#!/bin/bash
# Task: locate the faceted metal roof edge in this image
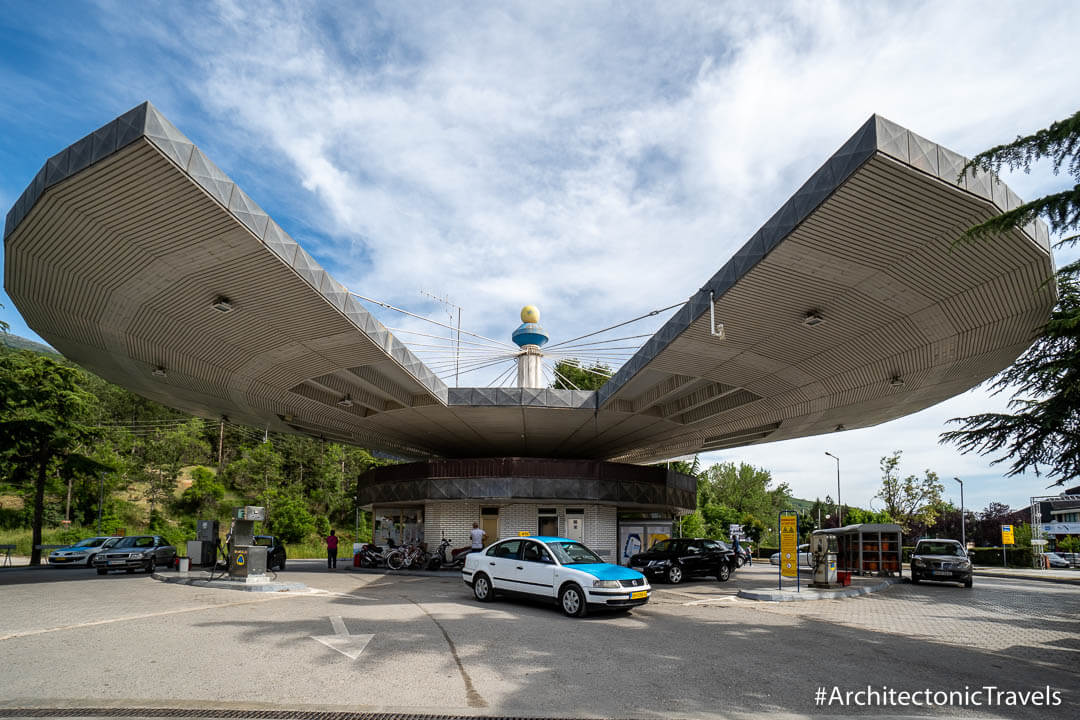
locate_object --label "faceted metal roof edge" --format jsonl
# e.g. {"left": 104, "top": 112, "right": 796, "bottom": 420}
{"left": 3, "top": 101, "right": 448, "bottom": 404}
{"left": 596, "top": 114, "right": 1052, "bottom": 407}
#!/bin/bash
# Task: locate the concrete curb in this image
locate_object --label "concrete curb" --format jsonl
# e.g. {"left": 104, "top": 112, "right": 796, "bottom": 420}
{"left": 737, "top": 577, "right": 900, "bottom": 602}
{"left": 151, "top": 572, "right": 307, "bottom": 592}
{"left": 974, "top": 570, "right": 1080, "bottom": 586}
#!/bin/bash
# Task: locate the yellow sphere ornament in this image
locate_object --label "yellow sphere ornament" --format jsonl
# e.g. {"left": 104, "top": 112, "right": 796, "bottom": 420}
{"left": 520, "top": 305, "right": 540, "bottom": 324}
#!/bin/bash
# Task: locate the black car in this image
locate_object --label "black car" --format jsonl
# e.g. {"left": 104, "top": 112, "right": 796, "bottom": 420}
{"left": 910, "top": 538, "right": 972, "bottom": 588}
{"left": 628, "top": 538, "right": 737, "bottom": 583}
{"left": 93, "top": 535, "right": 177, "bottom": 574}
{"left": 253, "top": 535, "right": 286, "bottom": 571}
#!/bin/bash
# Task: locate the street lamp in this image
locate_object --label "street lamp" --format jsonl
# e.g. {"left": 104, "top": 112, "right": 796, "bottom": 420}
{"left": 825, "top": 452, "right": 842, "bottom": 528}
{"left": 954, "top": 477, "right": 965, "bottom": 549}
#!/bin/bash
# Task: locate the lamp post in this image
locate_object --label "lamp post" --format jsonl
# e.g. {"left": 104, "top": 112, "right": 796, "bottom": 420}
{"left": 825, "top": 452, "right": 842, "bottom": 528}
{"left": 954, "top": 477, "right": 965, "bottom": 549}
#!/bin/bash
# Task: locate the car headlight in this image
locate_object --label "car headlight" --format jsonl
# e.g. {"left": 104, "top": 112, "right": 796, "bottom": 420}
{"left": 648, "top": 559, "right": 669, "bottom": 567}
{"left": 913, "top": 558, "right": 926, "bottom": 567}
{"left": 592, "top": 580, "right": 621, "bottom": 588}
{"left": 131, "top": 552, "right": 147, "bottom": 559}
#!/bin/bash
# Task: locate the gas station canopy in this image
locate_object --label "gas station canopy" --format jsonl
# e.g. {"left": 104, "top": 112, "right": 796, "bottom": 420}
{"left": 4, "top": 102, "right": 1056, "bottom": 463}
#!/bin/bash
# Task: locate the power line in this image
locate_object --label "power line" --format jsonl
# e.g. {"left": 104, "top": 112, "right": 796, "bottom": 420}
{"left": 544, "top": 300, "right": 687, "bottom": 350}
{"left": 351, "top": 292, "right": 516, "bottom": 349}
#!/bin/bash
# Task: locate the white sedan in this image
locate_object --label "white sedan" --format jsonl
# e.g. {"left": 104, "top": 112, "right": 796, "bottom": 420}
{"left": 770, "top": 544, "right": 814, "bottom": 568}
{"left": 463, "top": 536, "right": 651, "bottom": 617}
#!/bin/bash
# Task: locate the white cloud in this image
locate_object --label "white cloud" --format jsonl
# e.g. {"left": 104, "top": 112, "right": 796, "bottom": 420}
{"left": 7, "top": 0, "right": 1075, "bottom": 508}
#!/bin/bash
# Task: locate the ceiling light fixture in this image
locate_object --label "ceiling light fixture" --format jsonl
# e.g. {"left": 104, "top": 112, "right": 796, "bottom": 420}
{"left": 802, "top": 311, "right": 825, "bottom": 327}
{"left": 152, "top": 366, "right": 167, "bottom": 378}
{"left": 834, "top": 424, "right": 845, "bottom": 432}
{"left": 890, "top": 376, "right": 905, "bottom": 388}
{"left": 337, "top": 395, "right": 354, "bottom": 408}
{"left": 211, "top": 296, "right": 234, "bottom": 313}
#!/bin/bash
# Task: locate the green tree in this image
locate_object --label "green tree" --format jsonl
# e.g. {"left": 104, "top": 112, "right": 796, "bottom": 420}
{"left": 141, "top": 419, "right": 211, "bottom": 516}
{"left": 225, "top": 441, "right": 284, "bottom": 495}
{"left": 179, "top": 466, "right": 225, "bottom": 515}
{"left": 941, "top": 110, "right": 1080, "bottom": 485}
{"left": 550, "top": 359, "right": 612, "bottom": 390}
{"left": 697, "top": 462, "right": 791, "bottom": 519}
{"left": 0, "top": 351, "right": 111, "bottom": 564}
{"left": 875, "top": 451, "right": 944, "bottom": 534}
{"left": 261, "top": 487, "right": 316, "bottom": 543}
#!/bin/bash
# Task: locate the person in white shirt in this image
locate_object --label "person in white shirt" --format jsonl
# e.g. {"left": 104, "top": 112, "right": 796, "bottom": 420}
{"left": 470, "top": 522, "right": 487, "bottom": 551}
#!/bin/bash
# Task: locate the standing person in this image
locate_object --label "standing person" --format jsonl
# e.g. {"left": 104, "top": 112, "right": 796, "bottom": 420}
{"left": 326, "top": 529, "right": 338, "bottom": 569}
{"left": 470, "top": 521, "right": 487, "bottom": 553}
{"left": 732, "top": 535, "right": 741, "bottom": 567}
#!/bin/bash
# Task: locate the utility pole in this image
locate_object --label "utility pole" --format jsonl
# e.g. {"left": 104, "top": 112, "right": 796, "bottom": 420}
{"left": 97, "top": 472, "right": 104, "bottom": 535}
{"left": 954, "top": 477, "right": 965, "bottom": 549}
{"left": 217, "top": 418, "right": 225, "bottom": 472}
{"left": 825, "top": 452, "right": 842, "bottom": 528}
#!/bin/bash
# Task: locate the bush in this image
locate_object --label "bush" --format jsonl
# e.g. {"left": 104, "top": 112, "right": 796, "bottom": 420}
{"left": 266, "top": 493, "right": 316, "bottom": 543}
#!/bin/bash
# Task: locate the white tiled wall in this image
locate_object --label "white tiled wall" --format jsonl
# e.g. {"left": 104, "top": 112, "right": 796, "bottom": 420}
{"left": 420, "top": 501, "right": 619, "bottom": 560}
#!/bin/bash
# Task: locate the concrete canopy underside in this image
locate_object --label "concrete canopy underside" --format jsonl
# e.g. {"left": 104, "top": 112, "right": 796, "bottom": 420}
{"left": 4, "top": 103, "right": 1055, "bottom": 463}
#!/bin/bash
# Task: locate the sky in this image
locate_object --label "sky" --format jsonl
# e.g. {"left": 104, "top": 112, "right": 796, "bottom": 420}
{"left": 1, "top": 1, "right": 1077, "bottom": 514}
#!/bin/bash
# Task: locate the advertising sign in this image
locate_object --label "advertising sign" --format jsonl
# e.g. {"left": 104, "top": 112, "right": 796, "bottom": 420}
{"left": 729, "top": 523, "right": 743, "bottom": 539}
{"left": 779, "top": 512, "right": 798, "bottom": 579}
{"left": 1001, "top": 524, "right": 1015, "bottom": 545}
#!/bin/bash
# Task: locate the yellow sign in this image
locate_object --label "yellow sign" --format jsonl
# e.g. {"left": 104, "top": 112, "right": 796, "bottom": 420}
{"left": 780, "top": 513, "right": 798, "bottom": 578}
{"left": 518, "top": 531, "right": 531, "bottom": 537}
{"left": 1001, "top": 524, "right": 1015, "bottom": 545}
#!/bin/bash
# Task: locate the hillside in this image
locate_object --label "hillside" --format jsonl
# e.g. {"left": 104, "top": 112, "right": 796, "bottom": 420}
{"left": 1, "top": 333, "right": 61, "bottom": 357}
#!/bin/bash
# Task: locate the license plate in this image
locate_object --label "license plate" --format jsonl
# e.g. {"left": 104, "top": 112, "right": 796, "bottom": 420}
{"left": 932, "top": 570, "right": 951, "bottom": 576}
{"left": 108, "top": 560, "right": 124, "bottom": 565}
{"left": 630, "top": 590, "right": 647, "bottom": 599}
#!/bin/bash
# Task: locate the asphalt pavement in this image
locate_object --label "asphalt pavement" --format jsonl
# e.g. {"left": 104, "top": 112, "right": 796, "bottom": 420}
{"left": 0, "top": 560, "right": 1076, "bottom": 719}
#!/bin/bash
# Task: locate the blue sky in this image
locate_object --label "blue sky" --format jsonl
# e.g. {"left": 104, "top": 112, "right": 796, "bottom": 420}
{"left": 2, "top": 1, "right": 1077, "bottom": 512}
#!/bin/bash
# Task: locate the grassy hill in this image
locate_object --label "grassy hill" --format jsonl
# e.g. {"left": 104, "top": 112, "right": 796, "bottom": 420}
{"left": 1, "top": 333, "right": 61, "bottom": 357}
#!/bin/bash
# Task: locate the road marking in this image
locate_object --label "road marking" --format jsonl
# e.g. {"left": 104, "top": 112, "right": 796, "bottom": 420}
{"left": 0, "top": 594, "right": 297, "bottom": 642}
{"left": 310, "top": 615, "right": 374, "bottom": 660}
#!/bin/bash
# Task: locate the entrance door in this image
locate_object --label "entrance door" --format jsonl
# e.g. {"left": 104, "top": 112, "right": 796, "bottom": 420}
{"left": 565, "top": 509, "right": 584, "bottom": 543}
{"left": 480, "top": 507, "right": 499, "bottom": 546}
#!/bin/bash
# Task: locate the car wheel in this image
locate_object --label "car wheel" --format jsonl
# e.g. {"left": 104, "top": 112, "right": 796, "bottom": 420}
{"left": 278, "top": 558, "right": 286, "bottom": 571}
{"left": 666, "top": 564, "right": 684, "bottom": 584}
{"left": 86, "top": 554, "right": 96, "bottom": 567}
{"left": 96, "top": 568, "right": 108, "bottom": 575}
{"left": 717, "top": 563, "right": 732, "bottom": 582}
{"left": 735, "top": 556, "right": 745, "bottom": 568}
{"left": 559, "top": 583, "right": 587, "bottom": 617}
{"left": 911, "top": 572, "right": 920, "bottom": 584}
{"left": 964, "top": 577, "right": 973, "bottom": 588}
{"left": 473, "top": 573, "right": 494, "bottom": 602}
{"left": 146, "top": 558, "right": 156, "bottom": 574}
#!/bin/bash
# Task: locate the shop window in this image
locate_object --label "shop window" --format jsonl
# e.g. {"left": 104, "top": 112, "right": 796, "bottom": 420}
{"left": 374, "top": 507, "right": 424, "bottom": 546}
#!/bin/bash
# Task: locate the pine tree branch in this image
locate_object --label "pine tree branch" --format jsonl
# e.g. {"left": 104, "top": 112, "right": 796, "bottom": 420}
{"left": 961, "top": 185, "right": 1080, "bottom": 243}
{"left": 960, "top": 110, "right": 1080, "bottom": 182}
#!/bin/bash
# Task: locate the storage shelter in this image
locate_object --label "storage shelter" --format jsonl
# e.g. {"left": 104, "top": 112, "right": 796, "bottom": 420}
{"left": 832, "top": 523, "right": 903, "bottom": 576}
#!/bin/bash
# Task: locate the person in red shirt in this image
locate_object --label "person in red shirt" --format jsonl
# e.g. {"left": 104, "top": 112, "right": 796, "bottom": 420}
{"left": 325, "top": 529, "right": 338, "bottom": 569}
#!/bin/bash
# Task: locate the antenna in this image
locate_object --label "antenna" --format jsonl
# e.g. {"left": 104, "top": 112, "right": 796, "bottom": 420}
{"left": 420, "top": 289, "right": 463, "bottom": 386}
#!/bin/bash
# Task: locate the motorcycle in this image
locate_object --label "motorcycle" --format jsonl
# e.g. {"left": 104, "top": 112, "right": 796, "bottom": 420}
{"left": 433, "top": 538, "right": 473, "bottom": 569}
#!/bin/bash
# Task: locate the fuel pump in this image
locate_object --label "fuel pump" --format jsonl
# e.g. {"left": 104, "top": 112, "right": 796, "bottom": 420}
{"left": 809, "top": 531, "right": 838, "bottom": 587}
{"left": 227, "top": 505, "right": 268, "bottom": 579}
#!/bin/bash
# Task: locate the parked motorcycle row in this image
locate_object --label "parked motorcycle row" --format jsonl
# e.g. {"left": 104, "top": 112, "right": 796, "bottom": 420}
{"left": 355, "top": 538, "right": 473, "bottom": 571}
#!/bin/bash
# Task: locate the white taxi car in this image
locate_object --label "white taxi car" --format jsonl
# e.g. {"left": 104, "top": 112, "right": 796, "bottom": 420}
{"left": 462, "top": 535, "right": 651, "bottom": 617}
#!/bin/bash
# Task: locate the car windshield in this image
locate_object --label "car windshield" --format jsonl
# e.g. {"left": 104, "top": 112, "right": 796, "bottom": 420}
{"left": 917, "top": 542, "right": 965, "bottom": 556}
{"left": 113, "top": 537, "right": 152, "bottom": 548}
{"left": 548, "top": 541, "right": 603, "bottom": 564}
{"left": 73, "top": 537, "right": 106, "bottom": 548}
{"left": 650, "top": 539, "right": 673, "bottom": 552}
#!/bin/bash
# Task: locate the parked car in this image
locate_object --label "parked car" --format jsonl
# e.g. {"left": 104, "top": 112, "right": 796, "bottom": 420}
{"left": 769, "top": 544, "right": 813, "bottom": 568}
{"left": 93, "top": 535, "right": 177, "bottom": 574}
{"left": 253, "top": 535, "right": 287, "bottom": 571}
{"left": 1041, "top": 552, "right": 1071, "bottom": 568}
{"left": 628, "top": 538, "right": 738, "bottom": 583}
{"left": 910, "top": 538, "right": 972, "bottom": 588}
{"left": 463, "top": 536, "right": 651, "bottom": 617}
{"left": 47, "top": 536, "right": 120, "bottom": 566}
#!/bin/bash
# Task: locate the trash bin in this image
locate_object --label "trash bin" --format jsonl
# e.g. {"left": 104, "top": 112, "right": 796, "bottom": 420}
{"left": 836, "top": 571, "right": 851, "bottom": 587}
{"left": 178, "top": 557, "right": 191, "bottom": 574}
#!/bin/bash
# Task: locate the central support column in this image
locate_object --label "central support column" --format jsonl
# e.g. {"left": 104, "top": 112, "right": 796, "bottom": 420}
{"left": 517, "top": 345, "right": 544, "bottom": 388}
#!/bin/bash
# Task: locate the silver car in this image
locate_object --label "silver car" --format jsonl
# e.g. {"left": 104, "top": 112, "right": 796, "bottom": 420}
{"left": 769, "top": 544, "right": 813, "bottom": 568}
{"left": 93, "top": 535, "right": 176, "bottom": 574}
{"left": 47, "top": 536, "right": 120, "bottom": 566}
